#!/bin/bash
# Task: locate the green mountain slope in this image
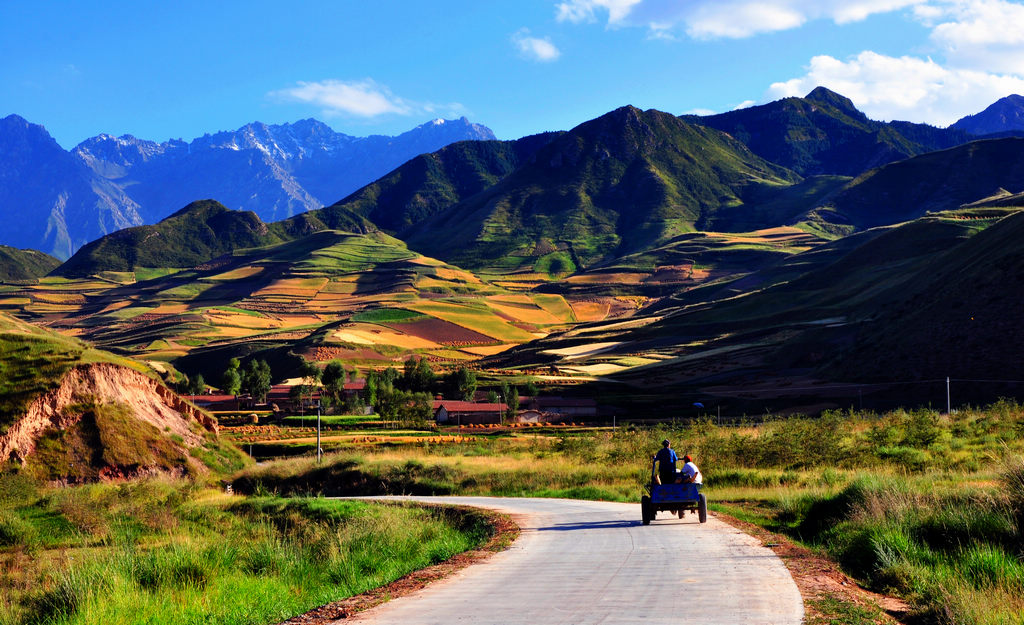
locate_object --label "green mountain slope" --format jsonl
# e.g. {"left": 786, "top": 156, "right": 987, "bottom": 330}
{"left": 0, "top": 246, "right": 60, "bottom": 282}
{"left": 328, "top": 133, "right": 559, "bottom": 233}
{"left": 404, "top": 105, "right": 800, "bottom": 272}
{"left": 694, "top": 87, "right": 971, "bottom": 176}
{"left": 804, "top": 137, "right": 1024, "bottom": 234}
{"left": 54, "top": 199, "right": 375, "bottom": 278}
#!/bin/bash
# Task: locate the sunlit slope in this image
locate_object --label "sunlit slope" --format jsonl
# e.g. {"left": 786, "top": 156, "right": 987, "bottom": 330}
{"left": 326, "top": 133, "right": 559, "bottom": 233}
{"left": 0, "top": 246, "right": 60, "bottom": 283}
{"left": 54, "top": 199, "right": 375, "bottom": 278}
{"left": 404, "top": 106, "right": 800, "bottom": 274}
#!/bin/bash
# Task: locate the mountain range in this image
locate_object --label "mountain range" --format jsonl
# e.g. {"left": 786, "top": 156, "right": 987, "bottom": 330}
{"left": 5, "top": 87, "right": 1024, "bottom": 414}
{"left": 0, "top": 114, "right": 493, "bottom": 258}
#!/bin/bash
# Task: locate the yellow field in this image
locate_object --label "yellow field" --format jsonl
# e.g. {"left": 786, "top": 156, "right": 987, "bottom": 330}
{"left": 483, "top": 299, "right": 564, "bottom": 325}
{"left": 254, "top": 277, "right": 329, "bottom": 297}
{"left": 203, "top": 311, "right": 280, "bottom": 329}
{"left": 30, "top": 292, "right": 85, "bottom": 304}
{"left": 204, "top": 266, "right": 265, "bottom": 281}
{"left": 542, "top": 341, "right": 623, "bottom": 358}
{"left": 533, "top": 294, "right": 576, "bottom": 322}
{"left": 565, "top": 272, "right": 646, "bottom": 284}
{"left": 404, "top": 301, "right": 536, "bottom": 342}
{"left": 570, "top": 300, "right": 611, "bottom": 322}
{"left": 331, "top": 324, "right": 441, "bottom": 349}
{"left": 98, "top": 301, "right": 133, "bottom": 314}
{"left": 150, "top": 303, "right": 189, "bottom": 314}
{"left": 462, "top": 344, "right": 514, "bottom": 356}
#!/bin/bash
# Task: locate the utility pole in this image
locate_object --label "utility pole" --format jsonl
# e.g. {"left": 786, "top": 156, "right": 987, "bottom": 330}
{"left": 946, "top": 377, "right": 951, "bottom": 415}
{"left": 316, "top": 403, "right": 322, "bottom": 463}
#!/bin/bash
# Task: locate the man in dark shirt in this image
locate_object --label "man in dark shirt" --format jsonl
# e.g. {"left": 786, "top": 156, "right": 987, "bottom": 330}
{"left": 654, "top": 439, "right": 678, "bottom": 485}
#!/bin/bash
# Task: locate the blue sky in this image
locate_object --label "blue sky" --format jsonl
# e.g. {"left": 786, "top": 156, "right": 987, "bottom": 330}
{"left": 4, "top": 0, "right": 1024, "bottom": 148}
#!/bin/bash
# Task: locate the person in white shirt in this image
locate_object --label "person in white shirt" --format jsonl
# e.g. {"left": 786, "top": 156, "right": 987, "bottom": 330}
{"left": 680, "top": 454, "right": 702, "bottom": 484}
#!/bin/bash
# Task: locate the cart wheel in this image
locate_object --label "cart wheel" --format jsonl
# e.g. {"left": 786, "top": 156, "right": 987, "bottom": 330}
{"left": 698, "top": 493, "right": 707, "bottom": 524}
{"left": 676, "top": 508, "right": 684, "bottom": 519}
{"left": 641, "top": 495, "right": 652, "bottom": 525}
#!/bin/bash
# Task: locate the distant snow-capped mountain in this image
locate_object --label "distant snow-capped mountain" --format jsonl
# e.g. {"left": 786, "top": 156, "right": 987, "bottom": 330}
{"left": 0, "top": 114, "right": 494, "bottom": 258}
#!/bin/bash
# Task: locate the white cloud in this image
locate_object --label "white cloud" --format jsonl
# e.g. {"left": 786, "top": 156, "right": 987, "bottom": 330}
{"left": 733, "top": 100, "right": 757, "bottom": 110}
{"left": 555, "top": 0, "right": 924, "bottom": 39}
{"left": 270, "top": 79, "right": 413, "bottom": 117}
{"left": 767, "top": 50, "right": 1024, "bottom": 125}
{"left": 925, "top": 0, "right": 1024, "bottom": 73}
{"left": 512, "top": 29, "right": 562, "bottom": 62}
{"left": 556, "top": 0, "right": 644, "bottom": 24}
{"left": 684, "top": 107, "right": 717, "bottom": 116}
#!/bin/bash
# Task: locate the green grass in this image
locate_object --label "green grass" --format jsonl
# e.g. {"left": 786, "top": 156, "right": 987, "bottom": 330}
{"left": 351, "top": 308, "right": 426, "bottom": 324}
{"left": 0, "top": 478, "right": 494, "bottom": 625}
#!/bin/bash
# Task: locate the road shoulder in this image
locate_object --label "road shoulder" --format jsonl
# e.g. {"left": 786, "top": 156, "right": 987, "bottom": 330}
{"left": 713, "top": 511, "right": 911, "bottom": 624}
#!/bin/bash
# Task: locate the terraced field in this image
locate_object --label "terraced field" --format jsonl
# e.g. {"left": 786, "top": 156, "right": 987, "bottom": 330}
{"left": 0, "top": 231, "right": 622, "bottom": 375}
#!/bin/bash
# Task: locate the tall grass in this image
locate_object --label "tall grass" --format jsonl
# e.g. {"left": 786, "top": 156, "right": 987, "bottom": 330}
{"left": 0, "top": 477, "right": 491, "bottom": 625}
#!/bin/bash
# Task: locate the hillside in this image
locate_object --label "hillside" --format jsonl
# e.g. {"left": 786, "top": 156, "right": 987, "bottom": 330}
{"left": 327, "top": 132, "right": 559, "bottom": 233}
{"left": 803, "top": 137, "right": 1024, "bottom": 234}
{"left": 54, "top": 199, "right": 375, "bottom": 278}
{"left": 829, "top": 207, "right": 1024, "bottom": 382}
{"left": 693, "top": 87, "right": 971, "bottom": 176}
{"left": 489, "top": 206, "right": 1021, "bottom": 413}
{"left": 0, "top": 246, "right": 60, "bottom": 282}
{"left": 0, "top": 312, "right": 232, "bottom": 481}
{"left": 404, "top": 105, "right": 800, "bottom": 273}
{"left": 5, "top": 226, "right": 600, "bottom": 380}
{"left": 952, "top": 94, "right": 1024, "bottom": 135}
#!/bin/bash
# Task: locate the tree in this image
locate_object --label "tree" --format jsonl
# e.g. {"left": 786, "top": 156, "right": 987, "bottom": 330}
{"left": 487, "top": 390, "right": 499, "bottom": 403}
{"left": 347, "top": 367, "right": 358, "bottom": 383}
{"left": 321, "top": 360, "right": 346, "bottom": 404}
{"left": 298, "top": 358, "right": 321, "bottom": 386}
{"left": 401, "top": 357, "right": 435, "bottom": 393}
{"left": 187, "top": 373, "right": 206, "bottom": 395}
{"left": 242, "top": 359, "right": 272, "bottom": 403}
{"left": 445, "top": 367, "right": 477, "bottom": 401}
{"left": 524, "top": 380, "right": 539, "bottom": 398}
{"left": 501, "top": 381, "right": 518, "bottom": 423}
{"left": 221, "top": 361, "right": 241, "bottom": 396}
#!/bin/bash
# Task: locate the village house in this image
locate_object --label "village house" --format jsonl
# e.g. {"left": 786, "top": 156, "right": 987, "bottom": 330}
{"left": 434, "top": 400, "right": 508, "bottom": 425}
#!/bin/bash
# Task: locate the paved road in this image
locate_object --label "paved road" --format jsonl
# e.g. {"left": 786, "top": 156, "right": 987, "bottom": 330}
{"left": 343, "top": 497, "right": 803, "bottom": 625}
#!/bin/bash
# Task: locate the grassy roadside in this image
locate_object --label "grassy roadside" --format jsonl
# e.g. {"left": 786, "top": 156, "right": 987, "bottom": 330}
{"left": 0, "top": 475, "right": 495, "bottom": 625}
{"left": 233, "top": 401, "right": 1024, "bottom": 624}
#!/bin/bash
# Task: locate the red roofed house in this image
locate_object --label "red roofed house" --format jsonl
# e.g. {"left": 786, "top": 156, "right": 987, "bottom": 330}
{"left": 434, "top": 400, "right": 508, "bottom": 425}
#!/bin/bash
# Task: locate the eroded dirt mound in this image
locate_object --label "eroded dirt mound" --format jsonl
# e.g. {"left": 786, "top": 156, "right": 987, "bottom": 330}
{"left": 0, "top": 362, "right": 218, "bottom": 480}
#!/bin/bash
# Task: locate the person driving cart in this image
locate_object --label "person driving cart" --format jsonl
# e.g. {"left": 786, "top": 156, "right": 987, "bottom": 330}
{"left": 653, "top": 439, "right": 677, "bottom": 485}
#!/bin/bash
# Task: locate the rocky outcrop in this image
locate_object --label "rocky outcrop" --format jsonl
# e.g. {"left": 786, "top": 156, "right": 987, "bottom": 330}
{"left": 0, "top": 362, "right": 216, "bottom": 466}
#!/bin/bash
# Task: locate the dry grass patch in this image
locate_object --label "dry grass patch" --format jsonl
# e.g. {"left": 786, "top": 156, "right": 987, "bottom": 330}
{"left": 204, "top": 266, "right": 265, "bottom": 281}
{"left": 569, "top": 300, "right": 610, "bottom": 322}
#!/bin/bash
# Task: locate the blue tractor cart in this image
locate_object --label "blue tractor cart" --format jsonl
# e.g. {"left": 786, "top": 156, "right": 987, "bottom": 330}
{"left": 641, "top": 459, "right": 707, "bottom": 525}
